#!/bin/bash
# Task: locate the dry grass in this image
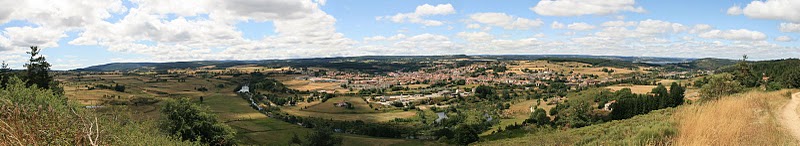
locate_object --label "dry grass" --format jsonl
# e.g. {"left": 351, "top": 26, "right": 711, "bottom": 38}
{"left": 271, "top": 75, "right": 347, "bottom": 92}
{"left": 605, "top": 84, "right": 657, "bottom": 94}
{"left": 282, "top": 108, "right": 416, "bottom": 122}
{"left": 302, "top": 96, "right": 378, "bottom": 114}
{"left": 674, "top": 89, "right": 799, "bottom": 145}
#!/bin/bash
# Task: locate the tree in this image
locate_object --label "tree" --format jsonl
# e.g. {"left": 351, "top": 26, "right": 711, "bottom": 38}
{"left": 160, "top": 98, "right": 236, "bottom": 145}
{"left": 782, "top": 67, "right": 800, "bottom": 88}
{"left": 734, "top": 55, "right": 758, "bottom": 87}
{"left": 452, "top": 125, "right": 479, "bottom": 145}
{"left": 668, "top": 82, "right": 685, "bottom": 107}
{"left": 0, "top": 61, "right": 10, "bottom": 88}
{"left": 527, "top": 108, "right": 550, "bottom": 126}
{"left": 699, "top": 74, "right": 743, "bottom": 101}
{"left": 23, "top": 46, "right": 53, "bottom": 89}
{"left": 290, "top": 133, "right": 303, "bottom": 145}
{"left": 651, "top": 84, "right": 668, "bottom": 108}
{"left": 304, "top": 128, "right": 342, "bottom": 146}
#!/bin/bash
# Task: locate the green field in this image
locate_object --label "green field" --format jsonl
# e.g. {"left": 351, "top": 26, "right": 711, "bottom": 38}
{"left": 477, "top": 108, "right": 677, "bottom": 146}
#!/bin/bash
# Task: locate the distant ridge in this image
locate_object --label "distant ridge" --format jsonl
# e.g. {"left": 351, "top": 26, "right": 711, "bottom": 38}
{"left": 73, "top": 55, "right": 708, "bottom": 72}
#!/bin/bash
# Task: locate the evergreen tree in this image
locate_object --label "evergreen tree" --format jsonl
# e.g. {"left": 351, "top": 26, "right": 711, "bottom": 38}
{"left": 23, "top": 46, "right": 53, "bottom": 89}
{"left": 0, "top": 61, "right": 10, "bottom": 88}
{"left": 734, "top": 55, "right": 758, "bottom": 87}
{"left": 668, "top": 82, "right": 685, "bottom": 107}
{"left": 651, "top": 84, "right": 669, "bottom": 108}
{"left": 304, "top": 128, "right": 342, "bottom": 146}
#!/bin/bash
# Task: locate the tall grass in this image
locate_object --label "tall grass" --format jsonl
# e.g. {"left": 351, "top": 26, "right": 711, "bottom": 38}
{"left": 674, "top": 89, "right": 798, "bottom": 145}
{"left": 0, "top": 77, "right": 196, "bottom": 145}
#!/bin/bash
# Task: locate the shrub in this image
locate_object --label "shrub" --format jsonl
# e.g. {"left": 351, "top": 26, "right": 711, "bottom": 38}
{"left": 160, "top": 98, "right": 236, "bottom": 145}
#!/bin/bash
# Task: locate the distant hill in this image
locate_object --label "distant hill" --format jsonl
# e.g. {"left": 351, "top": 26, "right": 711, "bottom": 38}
{"left": 660, "top": 58, "right": 738, "bottom": 71}
{"left": 73, "top": 55, "right": 696, "bottom": 72}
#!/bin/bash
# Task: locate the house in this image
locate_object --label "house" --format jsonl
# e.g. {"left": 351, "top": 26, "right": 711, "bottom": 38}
{"left": 238, "top": 85, "right": 250, "bottom": 93}
{"left": 435, "top": 112, "right": 449, "bottom": 123}
{"left": 603, "top": 100, "right": 617, "bottom": 111}
{"left": 334, "top": 101, "right": 350, "bottom": 107}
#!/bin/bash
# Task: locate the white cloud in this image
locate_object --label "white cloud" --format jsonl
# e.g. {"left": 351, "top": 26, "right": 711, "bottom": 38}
{"left": 567, "top": 22, "right": 596, "bottom": 31}
{"left": 466, "top": 24, "right": 481, "bottom": 29}
{"left": 3, "top": 26, "right": 66, "bottom": 49}
{"left": 635, "top": 19, "right": 686, "bottom": 34}
{"left": 601, "top": 21, "right": 636, "bottom": 27}
{"left": 364, "top": 34, "right": 406, "bottom": 41}
{"left": 531, "top": 0, "right": 646, "bottom": 16}
{"left": 551, "top": 21, "right": 565, "bottom": 29}
{"left": 698, "top": 29, "right": 767, "bottom": 41}
{"left": 378, "top": 3, "right": 455, "bottom": 26}
{"left": 775, "top": 36, "right": 794, "bottom": 42}
{"left": 689, "top": 24, "right": 713, "bottom": 34}
{"left": 731, "top": 0, "right": 800, "bottom": 22}
{"left": 469, "top": 13, "right": 543, "bottom": 30}
{"left": 780, "top": 23, "right": 800, "bottom": 33}
{"left": 726, "top": 6, "right": 743, "bottom": 15}
{"left": 456, "top": 32, "right": 494, "bottom": 42}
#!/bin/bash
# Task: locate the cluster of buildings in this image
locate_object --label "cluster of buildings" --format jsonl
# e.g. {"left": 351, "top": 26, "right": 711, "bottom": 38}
{"left": 296, "top": 63, "right": 608, "bottom": 90}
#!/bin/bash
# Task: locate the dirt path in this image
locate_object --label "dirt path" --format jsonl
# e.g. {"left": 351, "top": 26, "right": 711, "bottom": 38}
{"left": 780, "top": 92, "right": 800, "bottom": 140}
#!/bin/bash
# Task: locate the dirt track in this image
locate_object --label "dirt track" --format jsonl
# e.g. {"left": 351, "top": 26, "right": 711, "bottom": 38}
{"left": 780, "top": 92, "right": 800, "bottom": 140}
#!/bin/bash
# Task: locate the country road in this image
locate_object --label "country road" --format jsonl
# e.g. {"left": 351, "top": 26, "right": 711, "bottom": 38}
{"left": 781, "top": 92, "right": 800, "bottom": 141}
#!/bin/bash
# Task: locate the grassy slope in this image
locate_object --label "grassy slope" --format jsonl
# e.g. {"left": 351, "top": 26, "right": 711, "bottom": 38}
{"left": 475, "top": 108, "right": 677, "bottom": 146}
{"left": 674, "top": 89, "right": 799, "bottom": 145}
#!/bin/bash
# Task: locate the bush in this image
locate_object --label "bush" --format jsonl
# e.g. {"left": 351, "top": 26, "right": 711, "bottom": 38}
{"left": 700, "top": 74, "right": 743, "bottom": 101}
{"left": 160, "top": 98, "right": 236, "bottom": 145}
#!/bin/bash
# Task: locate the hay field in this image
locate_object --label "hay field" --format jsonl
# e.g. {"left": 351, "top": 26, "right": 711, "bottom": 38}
{"left": 605, "top": 84, "right": 658, "bottom": 94}
{"left": 271, "top": 74, "right": 348, "bottom": 92}
{"left": 507, "top": 60, "right": 638, "bottom": 78}
{"left": 674, "top": 89, "right": 799, "bottom": 145}
{"left": 282, "top": 108, "right": 417, "bottom": 122}
{"left": 302, "top": 96, "right": 378, "bottom": 114}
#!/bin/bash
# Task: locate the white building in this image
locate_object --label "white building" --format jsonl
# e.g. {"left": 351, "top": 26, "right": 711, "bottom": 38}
{"left": 238, "top": 85, "right": 250, "bottom": 93}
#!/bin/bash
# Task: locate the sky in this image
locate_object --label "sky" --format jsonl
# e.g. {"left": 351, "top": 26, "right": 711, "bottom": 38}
{"left": 0, "top": 0, "right": 799, "bottom": 70}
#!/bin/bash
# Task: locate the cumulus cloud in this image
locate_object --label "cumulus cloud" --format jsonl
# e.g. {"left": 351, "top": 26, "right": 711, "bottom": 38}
{"left": 551, "top": 21, "right": 565, "bottom": 29}
{"left": 689, "top": 24, "right": 713, "bottom": 34}
{"left": 730, "top": 0, "right": 800, "bottom": 22}
{"left": 469, "top": 13, "right": 543, "bottom": 30}
{"left": 780, "top": 23, "right": 800, "bottom": 33}
{"left": 775, "top": 36, "right": 794, "bottom": 42}
{"left": 601, "top": 21, "right": 636, "bottom": 27}
{"left": 363, "top": 34, "right": 406, "bottom": 41}
{"left": 531, "top": 0, "right": 646, "bottom": 16}
{"left": 567, "top": 22, "right": 596, "bottom": 31}
{"left": 697, "top": 29, "right": 767, "bottom": 41}
{"left": 726, "top": 6, "right": 743, "bottom": 15}
{"left": 377, "top": 3, "right": 455, "bottom": 26}
{"left": 456, "top": 32, "right": 494, "bottom": 42}
{"left": 466, "top": 24, "right": 481, "bottom": 29}
{"left": 3, "top": 26, "right": 66, "bottom": 48}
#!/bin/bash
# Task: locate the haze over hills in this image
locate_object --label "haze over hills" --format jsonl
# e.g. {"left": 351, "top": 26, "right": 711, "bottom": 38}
{"left": 74, "top": 55, "right": 706, "bottom": 72}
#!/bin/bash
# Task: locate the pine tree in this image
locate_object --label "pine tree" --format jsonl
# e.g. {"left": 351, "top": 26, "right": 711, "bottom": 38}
{"left": 23, "top": 46, "right": 53, "bottom": 89}
{"left": 0, "top": 61, "right": 10, "bottom": 88}
{"left": 734, "top": 55, "right": 758, "bottom": 87}
{"left": 668, "top": 82, "right": 685, "bottom": 107}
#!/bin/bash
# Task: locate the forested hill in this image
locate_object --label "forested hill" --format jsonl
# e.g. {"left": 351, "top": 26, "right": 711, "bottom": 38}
{"left": 660, "top": 58, "right": 738, "bottom": 71}
{"left": 73, "top": 55, "right": 695, "bottom": 72}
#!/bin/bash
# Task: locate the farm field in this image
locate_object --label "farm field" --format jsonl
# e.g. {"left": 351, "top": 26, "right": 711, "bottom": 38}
{"left": 605, "top": 84, "right": 658, "bottom": 94}
{"left": 301, "top": 96, "right": 379, "bottom": 114}
{"left": 507, "top": 60, "right": 639, "bottom": 78}
{"left": 270, "top": 74, "right": 349, "bottom": 93}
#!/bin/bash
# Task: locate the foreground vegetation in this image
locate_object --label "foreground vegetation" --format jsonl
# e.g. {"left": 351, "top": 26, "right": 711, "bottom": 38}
{"left": 675, "top": 89, "right": 798, "bottom": 145}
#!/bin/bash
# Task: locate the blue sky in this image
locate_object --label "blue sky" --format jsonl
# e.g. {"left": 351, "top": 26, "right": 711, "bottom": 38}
{"left": 0, "top": 0, "right": 798, "bottom": 70}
